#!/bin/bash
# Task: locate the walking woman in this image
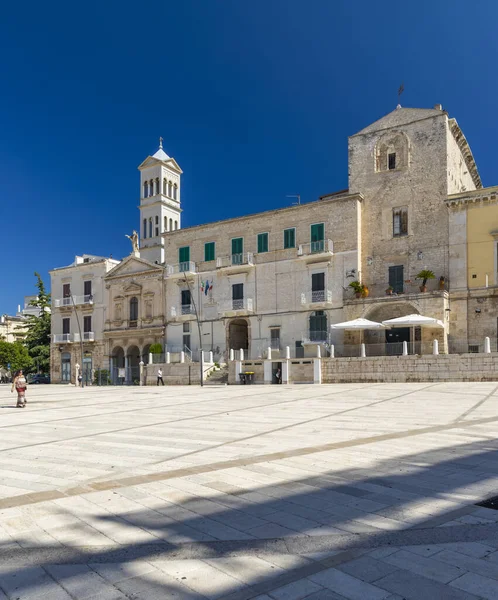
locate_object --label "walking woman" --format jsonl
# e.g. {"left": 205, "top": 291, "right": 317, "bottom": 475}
{"left": 11, "top": 370, "right": 27, "bottom": 408}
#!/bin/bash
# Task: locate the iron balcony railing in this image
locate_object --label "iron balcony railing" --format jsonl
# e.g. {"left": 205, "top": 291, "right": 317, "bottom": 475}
{"left": 54, "top": 295, "right": 93, "bottom": 308}
{"left": 170, "top": 305, "right": 194, "bottom": 317}
{"left": 166, "top": 261, "right": 196, "bottom": 276}
{"left": 297, "top": 239, "right": 334, "bottom": 256}
{"left": 301, "top": 290, "right": 333, "bottom": 304}
{"left": 301, "top": 330, "right": 330, "bottom": 343}
{"left": 231, "top": 298, "right": 254, "bottom": 311}
{"left": 216, "top": 253, "right": 254, "bottom": 268}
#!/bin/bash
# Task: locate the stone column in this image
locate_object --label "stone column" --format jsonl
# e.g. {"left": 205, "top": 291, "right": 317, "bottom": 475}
{"left": 139, "top": 361, "right": 144, "bottom": 386}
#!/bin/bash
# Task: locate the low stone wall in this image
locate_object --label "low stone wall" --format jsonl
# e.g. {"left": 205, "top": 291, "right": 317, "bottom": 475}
{"left": 322, "top": 353, "right": 498, "bottom": 383}
{"left": 228, "top": 359, "right": 315, "bottom": 384}
{"left": 289, "top": 360, "right": 315, "bottom": 384}
{"left": 144, "top": 363, "right": 203, "bottom": 385}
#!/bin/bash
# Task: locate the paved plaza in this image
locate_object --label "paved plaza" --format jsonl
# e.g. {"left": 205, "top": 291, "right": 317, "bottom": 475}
{"left": 2, "top": 383, "right": 498, "bottom": 598}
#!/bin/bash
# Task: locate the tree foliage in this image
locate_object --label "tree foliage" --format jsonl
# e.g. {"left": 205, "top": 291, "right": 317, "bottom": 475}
{"left": 0, "top": 341, "right": 33, "bottom": 373}
{"left": 24, "top": 272, "right": 51, "bottom": 373}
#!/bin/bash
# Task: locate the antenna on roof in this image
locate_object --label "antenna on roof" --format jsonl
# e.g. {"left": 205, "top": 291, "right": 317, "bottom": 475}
{"left": 397, "top": 82, "right": 404, "bottom": 109}
{"left": 287, "top": 194, "right": 301, "bottom": 206}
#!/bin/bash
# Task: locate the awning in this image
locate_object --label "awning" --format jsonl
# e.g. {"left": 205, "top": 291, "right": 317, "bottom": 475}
{"left": 331, "top": 318, "right": 389, "bottom": 330}
{"left": 382, "top": 314, "right": 444, "bottom": 329}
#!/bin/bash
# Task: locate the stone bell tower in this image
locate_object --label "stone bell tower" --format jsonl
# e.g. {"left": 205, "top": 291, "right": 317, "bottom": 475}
{"left": 138, "top": 139, "right": 183, "bottom": 264}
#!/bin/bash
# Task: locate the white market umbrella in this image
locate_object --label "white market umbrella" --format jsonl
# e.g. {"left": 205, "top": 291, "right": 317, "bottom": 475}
{"left": 381, "top": 314, "right": 444, "bottom": 329}
{"left": 331, "top": 318, "right": 389, "bottom": 344}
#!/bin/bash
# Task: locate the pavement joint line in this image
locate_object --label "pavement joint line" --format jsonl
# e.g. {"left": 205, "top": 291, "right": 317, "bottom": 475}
{"left": 2, "top": 522, "right": 498, "bottom": 565}
{"left": 453, "top": 382, "right": 498, "bottom": 421}
{"left": 0, "top": 409, "right": 497, "bottom": 511}
{"left": 0, "top": 385, "right": 370, "bottom": 453}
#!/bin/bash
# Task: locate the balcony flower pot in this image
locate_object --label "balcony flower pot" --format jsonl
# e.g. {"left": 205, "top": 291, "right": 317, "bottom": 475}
{"left": 386, "top": 287, "right": 393, "bottom": 295}
{"left": 362, "top": 286, "right": 370, "bottom": 298}
{"left": 415, "top": 269, "right": 435, "bottom": 293}
{"left": 349, "top": 281, "right": 366, "bottom": 299}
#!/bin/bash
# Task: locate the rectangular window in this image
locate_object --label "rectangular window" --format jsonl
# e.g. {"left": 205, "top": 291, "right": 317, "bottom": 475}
{"left": 155, "top": 226, "right": 159, "bottom": 237}
{"left": 393, "top": 208, "right": 408, "bottom": 237}
{"left": 284, "top": 228, "right": 296, "bottom": 249}
{"left": 183, "top": 334, "right": 191, "bottom": 349}
{"left": 62, "top": 318, "right": 70, "bottom": 334}
{"left": 232, "top": 283, "right": 244, "bottom": 310}
{"left": 311, "top": 272, "right": 325, "bottom": 302}
{"left": 270, "top": 328, "right": 280, "bottom": 349}
{"left": 63, "top": 283, "right": 71, "bottom": 298}
{"left": 204, "top": 241, "right": 215, "bottom": 262}
{"left": 84, "top": 281, "right": 92, "bottom": 297}
{"left": 310, "top": 223, "right": 325, "bottom": 252}
{"left": 178, "top": 246, "right": 190, "bottom": 268}
{"left": 388, "top": 265, "right": 404, "bottom": 294}
{"left": 181, "top": 289, "right": 191, "bottom": 315}
{"left": 257, "top": 233, "right": 269, "bottom": 253}
{"left": 388, "top": 152, "right": 396, "bottom": 170}
{"left": 183, "top": 322, "right": 190, "bottom": 333}
{"left": 83, "top": 316, "right": 92, "bottom": 333}
{"left": 231, "top": 237, "right": 243, "bottom": 264}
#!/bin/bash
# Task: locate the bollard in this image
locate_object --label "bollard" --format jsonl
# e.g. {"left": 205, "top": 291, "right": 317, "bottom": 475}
{"left": 139, "top": 361, "right": 144, "bottom": 386}
{"left": 166, "top": 352, "right": 171, "bottom": 364}
{"left": 240, "top": 348, "right": 244, "bottom": 361}
{"left": 329, "top": 344, "right": 335, "bottom": 358}
{"left": 402, "top": 341, "right": 408, "bottom": 356}
{"left": 485, "top": 336, "right": 491, "bottom": 353}
{"left": 285, "top": 346, "right": 290, "bottom": 359}
{"left": 229, "top": 349, "right": 234, "bottom": 361}
{"left": 360, "top": 343, "right": 366, "bottom": 358}
{"left": 267, "top": 346, "right": 272, "bottom": 360}
{"left": 149, "top": 352, "right": 153, "bottom": 365}
{"left": 180, "top": 351, "right": 185, "bottom": 363}
{"left": 433, "top": 339, "right": 439, "bottom": 355}
{"left": 209, "top": 351, "right": 213, "bottom": 363}
{"left": 316, "top": 345, "right": 321, "bottom": 358}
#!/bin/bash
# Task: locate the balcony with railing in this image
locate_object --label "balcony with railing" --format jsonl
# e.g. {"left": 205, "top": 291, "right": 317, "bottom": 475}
{"left": 53, "top": 333, "right": 74, "bottom": 343}
{"left": 216, "top": 253, "right": 254, "bottom": 273}
{"left": 300, "top": 289, "right": 333, "bottom": 307}
{"left": 219, "top": 297, "right": 254, "bottom": 316}
{"left": 301, "top": 330, "right": 330, "bottom": 344}
{"left": 169, "top": 304, "right": 196, "bottom": 321}
{"left": 75, "top": 332, "right": 95, "bottom": 342}
{"left": 297, "top": 239, "right": 334, "bottom": 261}
{"left": 166, "top": 261, "right": 197, "bottom": 278}
{"left": 54, "top": 295, "right": 94, "bottom": 308}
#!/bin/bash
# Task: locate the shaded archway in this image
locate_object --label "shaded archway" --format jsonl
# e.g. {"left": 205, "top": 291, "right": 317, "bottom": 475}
{"left": 228, "top": 319, "right": 249, "bottom": 352}
{"left": 127, "top": 345, "right": 141, "bottom": 384}
{"left": 142, "top": 344, "right": 151, "bottom": 365}
{"left": 111, "top": 346, "right": 125, "bottom": 385}
{"left": 364, "top": 303, "right": 419, "bottom": 351}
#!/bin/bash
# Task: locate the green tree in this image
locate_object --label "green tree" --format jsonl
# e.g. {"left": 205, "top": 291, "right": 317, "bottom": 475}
{"left": 0, "top": 340, "right": 32, "bottom": 373}
{"left": 24, "top": 272, "right": 51, "bottom": 373}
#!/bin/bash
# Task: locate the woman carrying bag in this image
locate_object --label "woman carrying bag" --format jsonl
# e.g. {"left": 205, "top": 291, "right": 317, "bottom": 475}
{"left": 11, "top": 370, "right": 28, "bottom": 408}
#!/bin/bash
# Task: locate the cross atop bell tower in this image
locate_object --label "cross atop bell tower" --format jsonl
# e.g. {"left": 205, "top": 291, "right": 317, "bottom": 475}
{"left": 137, "top": 140, "right": 183, "bottom": 264}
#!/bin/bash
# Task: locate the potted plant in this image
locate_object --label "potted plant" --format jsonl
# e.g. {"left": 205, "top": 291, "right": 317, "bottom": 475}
{"left": 386, "top": 286, "right": 394, "bottom": 296}
{"left": 416, "top": 269, "right": 435, "bottom": 292}
{"left": 349, "top": 280, "right": 365, "bottom": 299}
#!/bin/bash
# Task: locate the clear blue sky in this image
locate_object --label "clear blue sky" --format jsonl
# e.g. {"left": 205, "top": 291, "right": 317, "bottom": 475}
{"left": 1, "top": 0, "right": 497, "bottom": 314}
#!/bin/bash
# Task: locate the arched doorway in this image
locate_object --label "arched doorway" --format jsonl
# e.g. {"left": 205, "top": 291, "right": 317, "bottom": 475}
{"left": 61, "top": 352, "right": 71, "bottom": 383}
{"left": 127, "top": 345, "right": 141, "bottom": 384}
{"left": 82, "top": 352, "right": 92, "bottom": 386}
{"left": 228, "top": 319, "right": 249, "bottom": 353}
{"left": 364, "top": 303, "right": 419, "bottom": 354}
{"left": 142, "top": 344, "right": 151, "bottom": 365}
{"left": 111, "top": 346, "right": 124, "bottom": 384}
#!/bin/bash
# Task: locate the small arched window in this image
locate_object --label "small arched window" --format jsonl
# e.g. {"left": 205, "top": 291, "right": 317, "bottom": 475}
{"left": 168, "top": 181, "right": 173, "bottom": 197}
{"left": 143, "top": 218, "right": 147, "bottom": 239}
{"left": 169, "top": 218, "right": 173, "bottom": 231}
{"left": 163, "top": 178, "right": 167, "bottom": 194}
{"left": 173, "top": 184, "right": 178, "bottom": 200}
{"left": 164, "top": 216, "right": 168, "bottom": 231}
{"left": 175, "top": 220, "right": 178, "bottom": 230}
{"left": 129, "top": 297, "right": 138, "bottom": 322}
{"left": 149, "top": 218, "right": 152, "bottom": 238}
{"left": 155, "top": 216, "right": 159, "bottom": 236}
{"left": 155, "top": 215, "right": 159, "bottom": 224}
{"left": 150, "top": 180, "right": 154, "bottom": 195}
{"left": 143, "top": 182, "right": 148, "bottom": 198}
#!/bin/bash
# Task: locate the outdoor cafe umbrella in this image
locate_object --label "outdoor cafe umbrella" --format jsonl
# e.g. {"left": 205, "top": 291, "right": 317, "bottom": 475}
{"left": 382, "top": 314, "right": 444, "bottom": 350}
{"left": 331, "top": 317, "right": 389, "bottom": 344}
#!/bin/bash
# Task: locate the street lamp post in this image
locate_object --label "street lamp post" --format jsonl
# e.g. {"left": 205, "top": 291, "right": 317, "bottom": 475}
{"left": 71, "top": 295, "right": 85, "bottom": 388}
{"left": 183, "top": 275, "right": 204, "bottom": 387}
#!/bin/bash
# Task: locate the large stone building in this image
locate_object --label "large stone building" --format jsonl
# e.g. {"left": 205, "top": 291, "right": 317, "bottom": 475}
{"left": 50, "top": 104, "right": 498, "bottom": 383}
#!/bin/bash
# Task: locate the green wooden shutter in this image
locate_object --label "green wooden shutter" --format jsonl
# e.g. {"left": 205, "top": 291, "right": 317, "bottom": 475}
{"left": 311, "top": 223, "right": 324, "bottom": 242}
{"left": 257, "top": 233, "right": 268, "bottom": 253}
{"left": 178, "top": 246, "right": 190, "bottom": 264}
{"left": 231, "top": 238, "right": 243, "bottom": 255}
{"left": 284, "top": 228, "right": 295, "bottom": 249}
{"left": 204, "top": 242, "right": 215, "bottom": 261}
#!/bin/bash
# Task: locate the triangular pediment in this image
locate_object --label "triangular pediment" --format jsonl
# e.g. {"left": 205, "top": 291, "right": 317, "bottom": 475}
{"left": 124, "top": 281, "right": 142, "bottom": 292}
{"left": 105, "top": 254, "right": 164, "bottom": 279}
{"left": 138, "top": 155, "right": 183, "bottom": 174}
{"left": 352, "top": 107, "right": 444, "bottom": 137}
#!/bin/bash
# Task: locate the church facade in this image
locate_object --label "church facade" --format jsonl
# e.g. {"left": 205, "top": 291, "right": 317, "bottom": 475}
{"left": 50, "top": 103, "right": 498, "bottom": 382}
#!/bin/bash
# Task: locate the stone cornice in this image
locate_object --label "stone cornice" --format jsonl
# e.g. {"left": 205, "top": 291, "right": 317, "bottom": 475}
{"left": 446, "top": 186, "right": 498, "bottom": 208}
{"left": 448, "top": 118, "right": 482, "bottom": 189}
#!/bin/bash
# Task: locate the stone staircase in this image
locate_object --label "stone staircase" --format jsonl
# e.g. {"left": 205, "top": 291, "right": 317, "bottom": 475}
{"left": 205, "top": 365, "right": 229, "bottom": 385}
